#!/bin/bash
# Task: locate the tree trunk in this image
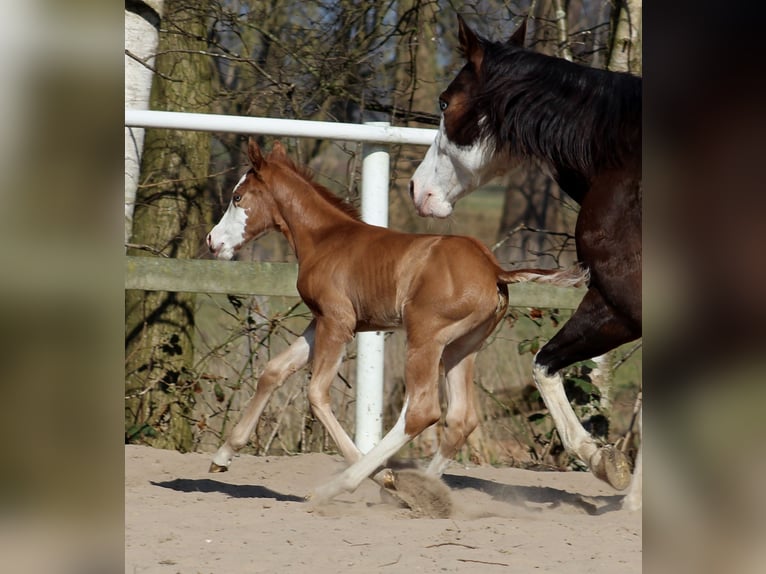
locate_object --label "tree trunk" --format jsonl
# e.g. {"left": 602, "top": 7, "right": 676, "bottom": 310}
{"left": 125, "top": 0, "right": 165, "bottom": 247}
{"left": 389, "top": 0, "right": 440, "bottom": 231}
{"left": 608, "top": 0, "right": 642, "bottom": 74}
{"left": 125, "top": 0, "right": 213, "bottom": 451}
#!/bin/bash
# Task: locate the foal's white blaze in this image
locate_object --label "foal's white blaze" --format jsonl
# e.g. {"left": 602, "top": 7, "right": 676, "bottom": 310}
{"left": 410, "top": 119, "right": 499, "bottom": 218}
{"left": 207, "top": 173, "right": 249, "bottom": 260}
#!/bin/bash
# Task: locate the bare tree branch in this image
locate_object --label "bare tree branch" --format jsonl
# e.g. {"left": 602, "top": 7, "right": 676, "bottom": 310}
{"left": 125, "top": 48, "right": 181, "bottom": 82}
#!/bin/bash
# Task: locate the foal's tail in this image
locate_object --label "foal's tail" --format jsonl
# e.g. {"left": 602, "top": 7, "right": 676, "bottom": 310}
{"left": 497, "top": 263, "right": 589, "bottom": 288}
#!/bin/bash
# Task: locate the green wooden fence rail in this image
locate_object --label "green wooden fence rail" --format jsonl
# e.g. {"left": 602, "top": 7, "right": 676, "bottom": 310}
{"left": 125, "top": 256, "right": 585, "bottom": 309}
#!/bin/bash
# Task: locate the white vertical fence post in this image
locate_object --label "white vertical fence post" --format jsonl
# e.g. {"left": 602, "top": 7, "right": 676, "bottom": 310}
{"left": 355, "top": 122, "right": 390, "bottom": 453}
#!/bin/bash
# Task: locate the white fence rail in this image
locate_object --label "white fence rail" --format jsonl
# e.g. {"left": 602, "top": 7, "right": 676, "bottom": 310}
{"left": 125, "top": 109, "right": 436, "bottom": 145}
{"left": 125, "top": 109, "right": 437, "bottom": 452}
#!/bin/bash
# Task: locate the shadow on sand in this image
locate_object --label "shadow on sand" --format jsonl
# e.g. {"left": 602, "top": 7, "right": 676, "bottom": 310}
{"left": 150, "top": 472, "right": 624, "bottom": 515}
{"left": 442, "top": 473, "right": 624, "bottom": 515}
{"left": 150, "top": 478, "right": 305, "bottom": 503}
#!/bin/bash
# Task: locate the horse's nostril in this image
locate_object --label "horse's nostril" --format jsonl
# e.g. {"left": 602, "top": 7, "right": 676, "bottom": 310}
{"left": 408, "top": 180, "right": 415, "bottom": 201}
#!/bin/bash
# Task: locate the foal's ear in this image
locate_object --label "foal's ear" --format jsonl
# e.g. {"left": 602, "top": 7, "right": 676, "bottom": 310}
{"left": 507, "top": 16, "right": 527, "bottom": 47}
{"left": 457, "top": 15, "right": 484, "bottom": 72}
{"left": 270, "top": 140, "right": 287, "bottom": 161}
{"left": 247, "top": 137, "right": 264, "bottom": 170}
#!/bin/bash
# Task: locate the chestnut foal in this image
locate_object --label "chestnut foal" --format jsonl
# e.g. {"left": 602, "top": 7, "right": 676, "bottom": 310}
{"left": 206, "top": 139, "right": 586, "bottom": 503}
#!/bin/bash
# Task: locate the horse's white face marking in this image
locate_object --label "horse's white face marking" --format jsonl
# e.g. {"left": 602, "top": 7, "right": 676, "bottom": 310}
{"left": 410, "top": 118, "right": 499, "bottom": 218}
{"left": 207, "top": 173, "right": 249, "bottom": 260}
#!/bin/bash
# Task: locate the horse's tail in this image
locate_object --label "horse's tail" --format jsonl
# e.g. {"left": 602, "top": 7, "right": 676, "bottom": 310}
{"left": 497, "top": 263, "right": 589, "bottom": 288}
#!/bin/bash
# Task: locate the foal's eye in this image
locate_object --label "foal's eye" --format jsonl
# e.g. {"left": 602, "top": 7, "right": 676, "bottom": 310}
{"left": 438, "top": 98, "right": 449, "bottom": 112}
{"left": 233, "top": 194, "right": 241, "bottom": 203}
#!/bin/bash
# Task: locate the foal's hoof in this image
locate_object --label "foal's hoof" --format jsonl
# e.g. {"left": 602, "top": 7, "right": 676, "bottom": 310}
{"left": 593, "top": 446, "right": 631, "bottom": 491}
{"left": 375, "top": 468, "right": 411, "bottom": 509}
{"left": 381, "top": 469, "right": 453, "bottom": 519}
{"left": 208, "top": 462, "right": 229, "bottom": 473}
{"left": 380, "top": 468, "right": 397, "bottom": 490}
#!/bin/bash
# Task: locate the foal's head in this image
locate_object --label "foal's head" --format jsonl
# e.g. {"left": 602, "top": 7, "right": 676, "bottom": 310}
{"left": 206, "top": 139, "right": 286, "bottom": 260}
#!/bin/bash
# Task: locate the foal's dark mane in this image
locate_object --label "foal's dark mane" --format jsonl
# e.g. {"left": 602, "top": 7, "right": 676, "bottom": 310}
{"left": 273, "top": 154, "right": 362, "bottom": 220}
{"left": 477, "top": 39, "right": 642, "bottom": 178}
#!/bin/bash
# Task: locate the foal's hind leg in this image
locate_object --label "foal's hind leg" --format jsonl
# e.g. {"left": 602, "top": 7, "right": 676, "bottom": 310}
{"left": 534, "top": 287, "right": 640, "bottom": 492}
{"left": 426, "top": 351, "right": 479, "bottom": 477}
{"left": 426, "top": 305, "right": 507, "bottom": 477}
{"left": 311, "top": 340, "right": 444, "bottom": 502}
{"left": 210, "top": 320, "right": 316, "bottom": 472}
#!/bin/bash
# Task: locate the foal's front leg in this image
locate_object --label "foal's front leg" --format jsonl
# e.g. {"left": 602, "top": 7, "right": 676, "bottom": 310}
{"left": 209, "top": 321, "right": 316, "bottom": 472}
{"left": 305, "top": 318, "right": 364, "bottom": 465}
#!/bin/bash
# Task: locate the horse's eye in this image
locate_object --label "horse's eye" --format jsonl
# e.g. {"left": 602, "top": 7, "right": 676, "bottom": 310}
{"left": 233, "top": 194, "right": 241, "bottom": 203}
{"left": 438, "top": 98, "right": 448, "bottom": 112}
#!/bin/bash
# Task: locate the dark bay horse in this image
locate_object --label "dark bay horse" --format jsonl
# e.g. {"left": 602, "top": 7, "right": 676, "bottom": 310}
{"left": 206, "top": 138, "right": 586, "bottom": 507}
{"left": 410, "top": 16, "right": 642, "bottom": 510}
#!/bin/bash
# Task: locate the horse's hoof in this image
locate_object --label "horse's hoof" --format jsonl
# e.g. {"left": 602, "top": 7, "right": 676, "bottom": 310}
{"left": 595, "top": 446, "right": 632, "bottom": 491}
{"left": 209, "top": 462, "right": 229, "bottom": 473}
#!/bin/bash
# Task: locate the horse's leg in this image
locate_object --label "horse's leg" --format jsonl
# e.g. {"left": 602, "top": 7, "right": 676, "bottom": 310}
{"left": 305, "top": 319, "right": 363, "bottom": 465}
{"left": 311, "top": 340, "right": 444, "bottom": 502}
{"left": 534, "top": 287, "right": 640, "bottom": 491}
{"left": 426, "top": 350, "right": 479, "bottom": 477}
{"left": 209, "top": 320, "right": 316, "bottom": 472}
{"left": 622, "top": 406, "right": 642, "bottom": 510}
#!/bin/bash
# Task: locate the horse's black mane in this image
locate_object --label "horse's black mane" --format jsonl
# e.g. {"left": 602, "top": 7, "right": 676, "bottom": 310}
{"left": 477, "top": 39, "right": 642, "bottom": 176}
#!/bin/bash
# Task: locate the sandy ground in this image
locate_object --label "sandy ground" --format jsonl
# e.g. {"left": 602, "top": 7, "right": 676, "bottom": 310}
{"left": 125, "top": 445, "right": 641, "bottom": 573}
